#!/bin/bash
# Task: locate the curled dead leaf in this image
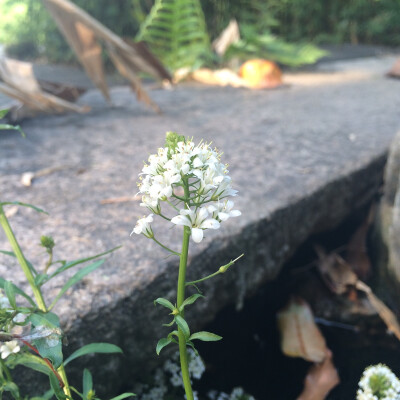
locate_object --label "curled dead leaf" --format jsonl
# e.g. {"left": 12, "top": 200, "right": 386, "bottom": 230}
{"left": 277, "top": 297, "right": 328, "bottom": 363}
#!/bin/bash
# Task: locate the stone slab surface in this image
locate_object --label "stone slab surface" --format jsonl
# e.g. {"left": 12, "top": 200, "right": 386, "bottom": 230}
{"left": 0, "top": 54, "right": 400, "bottom": 394}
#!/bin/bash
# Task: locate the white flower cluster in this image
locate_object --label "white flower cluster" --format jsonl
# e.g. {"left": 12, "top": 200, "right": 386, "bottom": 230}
{"left": 208, "top": 387, "right": 256, "bottom": 400}
{"left": 0, "top": 290, "right": 25, "bottom": 359}
{"left": 133, "top": 349, "right": 204, "bottom": 400}
{"left": 132, "top": 134, "right": 241, "bottom": 243}
{"left": 357, "top": 364, "right": 400, "bottom": 400}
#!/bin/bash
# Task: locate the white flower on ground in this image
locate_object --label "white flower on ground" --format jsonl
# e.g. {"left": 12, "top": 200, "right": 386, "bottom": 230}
{"left": 131, "top": 215, "right": 154, "bottom": 238}
{"left": 357, "top": 364, "right": 400, "bottom": 400}
{"left": 171, "top": 208, "right": 220, "bottom": 243}
{"left": 1, "top": 340, "right": 20, "bottom": 359}
{"left": 208, "top": 200, "right": 241, "bottom": 222}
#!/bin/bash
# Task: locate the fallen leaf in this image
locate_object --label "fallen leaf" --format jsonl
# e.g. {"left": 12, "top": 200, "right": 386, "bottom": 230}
{"left": 239, "top": 59, "right": 283, "bottom": 89}
{"left": 42, "top": 0, "right": 171, "bottom": 112}
{"left": 314, "top": 245, "right": 358, "bottom": 295}
{"left": 277, "top": 297, "right": 328, "bottom": 362}
{"left": 356, "top": 280, "right": 400, "bottom": 341}
{"left": 346, "top": 205, "right": 375, "bottom": 280}
{"left": 387, "top": 58, "right": 400, "bottom": 78}
{"left": 212, "top": 19, "right": 240, "bottom": 57}
{"left": 297, "top": 349, "right": 340, "bottom": 400}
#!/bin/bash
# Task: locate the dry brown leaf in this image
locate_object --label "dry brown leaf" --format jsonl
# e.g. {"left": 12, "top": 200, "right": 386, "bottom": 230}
{"left": 297, "top": 350, "right": 340, "bottom": 400}
{"left": 387, "top": 58, "right": 400, "bottom": 78}
{"left": 356, "top": 280, "right": 400, "bottom": 341}
{"left": 42, "top": 0, "right": 171, "bottom": 112}
{"left": 212, "top": 19, "right": 240, "bottom": 57}
{"left": 314, "top": 245, "right": 358, "bottom": 295}
{"left": 0, "top": 57, "right": 89, "bottom": 115}
{"left": 277, "top": 297, "right": 329, "bottom": 362}
{"left": 346, "top": 205, "right": 375, "bottom": 280}
{"left": 190, "top": 68, "right": 247, "bottom": 88}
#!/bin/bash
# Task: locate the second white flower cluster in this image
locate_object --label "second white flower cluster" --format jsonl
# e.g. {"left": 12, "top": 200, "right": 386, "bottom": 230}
{"left": 132, "top": 134, "right": 241, "bottom": 243}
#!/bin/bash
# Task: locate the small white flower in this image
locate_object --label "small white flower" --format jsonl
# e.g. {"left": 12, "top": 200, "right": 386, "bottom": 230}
{"left": 1, "top": 340, "right": 20, "bottom": 359}
{"left": 131, "top": 214, "right": 154, "bottom": 238}
{"left": 208, "top": 200, "right": 241, "bottom": 222}
{"left": 171, "top": 208, "right": 220, "bottom": 243}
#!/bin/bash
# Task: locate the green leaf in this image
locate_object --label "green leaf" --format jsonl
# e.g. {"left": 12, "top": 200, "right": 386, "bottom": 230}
{"left": 10, "top": 353, "right": 53, "bottom": 376}
{"left": 30, "top": 389, "right": 55, "bottom": 400}
{"left": 162, "top": 319, "right": 175, "bottom": 327}
{"left": 0, "top": 109, "right": 9, "bottom": 118}
{"left": 185, "top": 340, "right": 198, "bottom": 356}
{"left": 154, "top": 297, "right": 175, "bottom": 311}
{"left": 49, "top": 259, "right": 105, "bottom": 309}
{"left": 0, "top": 278, "right": 35, "bottom": 307}
{"left": 49, "top": 373, "right": 67, "bottom": 400}
{"left": 0, "top": 202, "right": 47, "bottom": 214}
{"left": 189, "top": 331, "right": 222, "bottom": 342}
{"left": 83, "top": 369, "right": 93, "bottom": 400}
{"left": 4, "top": 280, "right": 17, "bottom": 309}
{"left": 63, "top": 343, "right": 123, "bottom": 366}
{"left": 108, "top": 393, "right": 136, "bottom": 400}
{"left": 3, "top": 382, "right": 20, "bottom": 400}
{"left": 156, "top": 337, "right": 173, "bottom": 355}
{"left": 0, "top": 250, "right": 38, "bottom": 277}
{"left": 44, "top": 246, "right": 121, "bottom": 285}
{"left": 179, "top": 294, "right": 204, "bottom": 312}
{"left": 27, "top": 312, "right": 64, "bottom": 369}
{"left": 175, "top": 315, "right": 190, "bottom": 339}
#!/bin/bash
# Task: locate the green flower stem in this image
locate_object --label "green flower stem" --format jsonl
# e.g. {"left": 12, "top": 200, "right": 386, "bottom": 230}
{"left": 186, "top": 254, "right": 244, "bottom": 286}
{"left": 151, "top": 237, "right": 180, "bottom": 256}
{"left": 177, "top": 225, "right": 193, "bottom": 400}
{"left": 0, "top": 204, "right": 47, "bottom": 312}
{"left": 58, "top": 364, "right": 72, "bottom": 398}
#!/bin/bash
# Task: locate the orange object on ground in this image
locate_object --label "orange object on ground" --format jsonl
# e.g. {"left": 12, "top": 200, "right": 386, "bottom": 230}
{"left": 239, "top": 59, "right": 282, "bottom": 88}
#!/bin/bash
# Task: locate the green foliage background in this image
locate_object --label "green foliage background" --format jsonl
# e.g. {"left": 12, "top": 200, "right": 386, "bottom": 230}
{"left": 0, "top": 0, "right": 399, "bottom": 63}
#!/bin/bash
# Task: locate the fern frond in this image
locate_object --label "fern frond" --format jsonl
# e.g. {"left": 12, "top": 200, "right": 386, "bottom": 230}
{"left": 136, "top": 0, "right": 211, "bottom": 71}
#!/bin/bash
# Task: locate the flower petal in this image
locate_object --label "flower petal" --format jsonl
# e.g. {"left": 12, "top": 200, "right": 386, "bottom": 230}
{"left": 200, "top": 218, "right": 220, "bottom": 230}
{"left": 191, "top": 228, "right": 204, "bottom": 243}
{"left": 171, "top": 215, "right": 192, "bottom": 227}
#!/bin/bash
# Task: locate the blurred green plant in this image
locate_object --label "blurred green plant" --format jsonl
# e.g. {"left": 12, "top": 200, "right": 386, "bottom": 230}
{"left": 225, "top": 25, "right": 328, "bottom": 67}
{"left": 136, "top": 0, "right": 212, "bottom": 71}
{"left": 0, "top": 200, "right": 134, "bottom": 400}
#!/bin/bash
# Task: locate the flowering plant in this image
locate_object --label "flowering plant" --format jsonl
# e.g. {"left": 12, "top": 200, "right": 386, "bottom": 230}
{"left": 132, "top": 132, "right": 243, "bottom": 400}
{"left": 357, "top": 364, "right": 400, "bottom": 400}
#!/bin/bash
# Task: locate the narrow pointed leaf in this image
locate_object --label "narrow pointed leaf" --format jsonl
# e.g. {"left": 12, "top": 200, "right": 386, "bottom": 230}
{"left": 154, "top": 297, "right": 175, "bottom": 311}
{"left": 189, "top": 331, "right": 222, "bottom": 342}
{"left": 4, "top": 280, "right": 17, "bottom": 309}
{"left": 179, "top": 293, "right": 204, "bottom": 312}
{"left": 44, "top": 246, "right": 121, "bottom": 284}
{"left": 156, "top": 337, "right": 173, "bottom": 355}
{"left": 0, "top": 202, "right": 47, "bottom": 214}
{"left": 83, "top": 369, "right": 93, "bottom": 399}
{"left": 49, "top": 260, "right": 105, "bottom": 309}
{"left": 109, "top": 393, "right": 136, "bottom": 400}
{"left": 0, "top": 278, "right": 35, "bottom": 307}
{"left": 64, "top": 343, "right": 123, "bottom": 366}
{"left": 175, "top": 315, "right": 190, "bottom": 339}
{"left": 49, "top": 374, "right": 67, "bottom": 400}
{"left": 0, "top": 109, "right": 9, "bottom": 118}
{"left": 162, "top": 319, "right": 175, "bottom": 327}
{"left": 186, "top": 340, "right": 199, "bottom": 356}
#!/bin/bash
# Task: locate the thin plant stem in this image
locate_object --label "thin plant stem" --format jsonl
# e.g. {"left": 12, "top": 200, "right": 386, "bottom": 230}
{"left": 176, "top": 177, "right": 194, "bottom": 400}
{"left": 0, "top": 358, "right": 12, "bottom": 382}
{"left": 177, "top": 225, "right": 193, "bottom": 400}
{"left": 0, "top": 204, "right": 46, "bottom": 311}
{"left": 152, "top": 237, "right": 180, "bottom": 256}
